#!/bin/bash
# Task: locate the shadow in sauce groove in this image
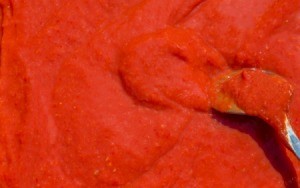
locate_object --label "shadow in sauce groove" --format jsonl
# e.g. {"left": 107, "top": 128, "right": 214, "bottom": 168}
{"left": 212, "top": 111, "right": 298, "bottom": 188}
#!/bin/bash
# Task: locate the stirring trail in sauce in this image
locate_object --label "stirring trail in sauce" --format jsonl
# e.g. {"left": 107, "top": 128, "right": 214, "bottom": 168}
{"left": 0, "top": 0, "right": 299, "bottom": 187}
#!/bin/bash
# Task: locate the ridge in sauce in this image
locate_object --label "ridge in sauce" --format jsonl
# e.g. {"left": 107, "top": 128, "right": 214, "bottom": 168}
{"left": 0, "top": 0, "right": 299, "bottom": 187}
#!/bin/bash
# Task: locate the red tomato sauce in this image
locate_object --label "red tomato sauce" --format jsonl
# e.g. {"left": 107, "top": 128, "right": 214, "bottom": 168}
{"left": 0, "top": 0, "right": 299, "bottom": 187}
{"left": 214, "top": 69, "right": 294, "bottom": 148}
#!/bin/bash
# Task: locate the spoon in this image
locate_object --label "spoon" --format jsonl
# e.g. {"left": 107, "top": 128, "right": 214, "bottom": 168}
{"left": 212, "top": 68, "right": 300, "bottom": 159}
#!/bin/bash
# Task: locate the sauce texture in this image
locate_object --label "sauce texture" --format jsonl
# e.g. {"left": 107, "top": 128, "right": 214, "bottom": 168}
{"left": 0, "top": 0, "right": 299, "bottom": 187}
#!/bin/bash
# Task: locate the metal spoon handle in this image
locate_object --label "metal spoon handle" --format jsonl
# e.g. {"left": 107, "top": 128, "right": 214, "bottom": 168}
{"left": 285, "top": 116, "right": 300, "bottom": 159}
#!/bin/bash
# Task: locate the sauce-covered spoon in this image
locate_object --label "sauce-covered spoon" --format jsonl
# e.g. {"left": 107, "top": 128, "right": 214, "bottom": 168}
{"left": 212, "top": 68, "right": 300, "bottom": 159}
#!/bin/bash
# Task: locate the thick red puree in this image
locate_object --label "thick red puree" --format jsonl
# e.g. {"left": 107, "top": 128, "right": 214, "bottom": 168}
{"left": 0, "top": 0, "right": 299, "bottom": 187}
{"left": 214, "top": 69, "right": 294, "bottom": 148}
